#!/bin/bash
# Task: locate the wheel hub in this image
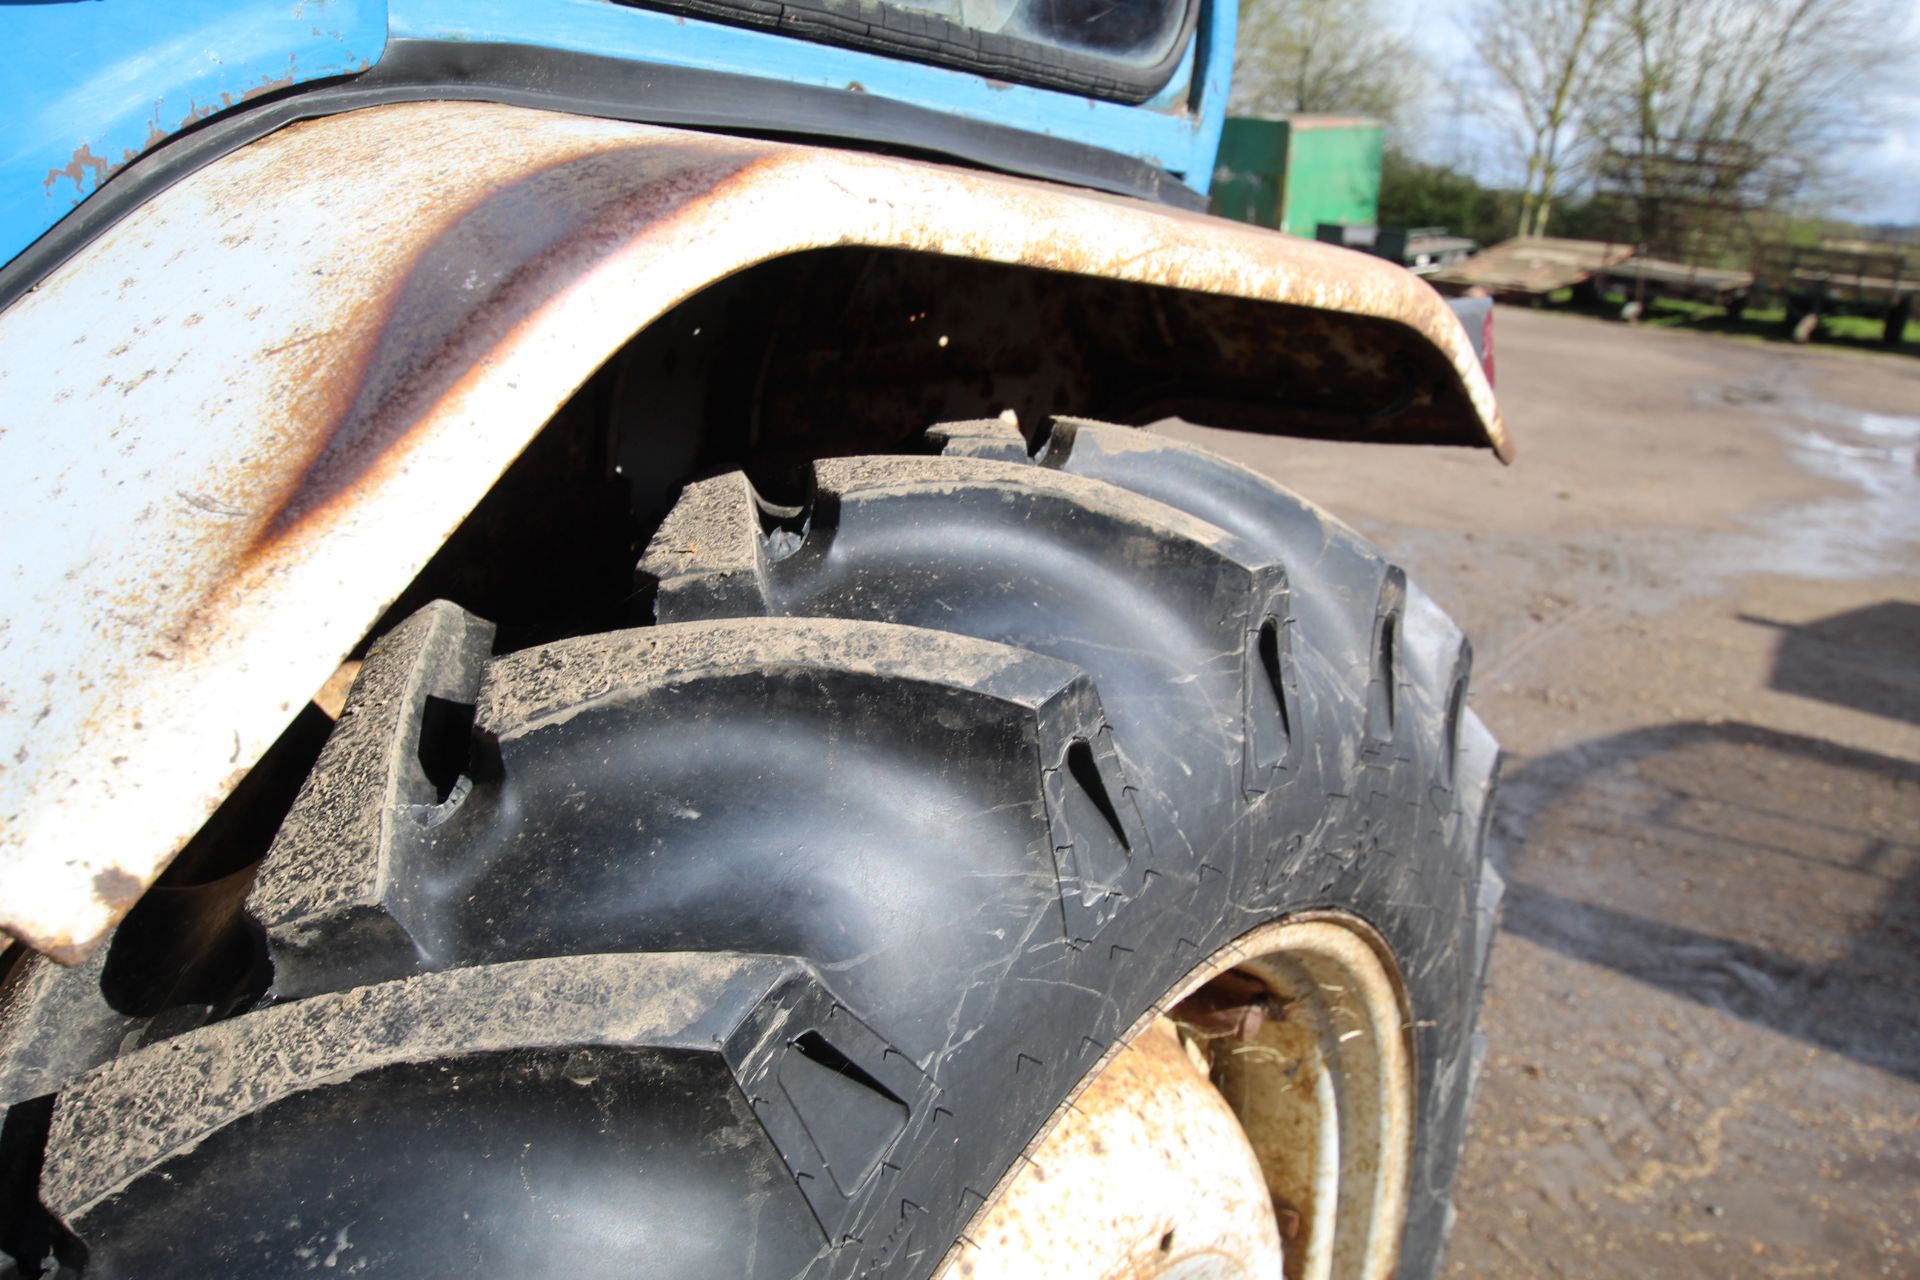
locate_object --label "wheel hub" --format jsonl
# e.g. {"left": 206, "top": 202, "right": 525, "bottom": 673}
{"left": 936, "top": 914, "right": 1414, "bottom": 1280}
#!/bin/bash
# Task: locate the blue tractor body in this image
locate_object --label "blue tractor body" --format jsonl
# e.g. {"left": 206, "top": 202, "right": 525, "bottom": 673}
{"left": 2, "top": 0, "right": 1236, "bottom": 298}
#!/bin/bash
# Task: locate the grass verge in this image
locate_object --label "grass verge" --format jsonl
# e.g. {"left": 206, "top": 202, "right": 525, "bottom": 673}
{"left": 1541, "top": 289, "right": 1918, "bottom": 355}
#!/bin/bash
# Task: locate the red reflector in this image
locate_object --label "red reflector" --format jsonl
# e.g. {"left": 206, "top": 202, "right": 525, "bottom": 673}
{"left": 1480, "top": 306, "right": 1496, "bottom": 389}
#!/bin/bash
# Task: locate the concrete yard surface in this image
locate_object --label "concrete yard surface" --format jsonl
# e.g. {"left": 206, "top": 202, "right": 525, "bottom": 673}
{"left": 1161, "top": 308, "right": 1920, "bottom": 1279}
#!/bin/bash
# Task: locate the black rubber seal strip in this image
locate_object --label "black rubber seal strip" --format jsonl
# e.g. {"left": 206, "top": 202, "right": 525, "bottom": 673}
{"left": 606, "top": 0, "right": 1201, "bottom": 105}
{"left": 0, "top": 40, "right": 1206, "bottom": 313}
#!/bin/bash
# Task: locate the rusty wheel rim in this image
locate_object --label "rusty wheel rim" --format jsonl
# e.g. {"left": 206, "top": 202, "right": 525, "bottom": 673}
{"left": 936, "top": 913, "right": 1415, "bottom": 1280}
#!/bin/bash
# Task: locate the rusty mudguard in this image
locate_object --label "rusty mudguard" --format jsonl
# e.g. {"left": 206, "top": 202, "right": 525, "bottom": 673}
{"left": 0, "top": 101, "right": 1506, "bottom": 961}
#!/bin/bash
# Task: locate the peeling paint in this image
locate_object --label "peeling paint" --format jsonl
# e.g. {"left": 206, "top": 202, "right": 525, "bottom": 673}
{"left": 42, "top": 144, "right": 110, "bottom": 199}
{"left": 239, "top": 55, "right": 301, "bottom": 104}
{"left": 2, "top": 1, "right": 387, "bottom": 267}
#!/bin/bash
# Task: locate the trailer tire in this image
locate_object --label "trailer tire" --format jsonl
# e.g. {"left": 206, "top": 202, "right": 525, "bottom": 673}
{"left": 1884, "top": 297, "right": 1912, "bottom": 346}
{"left": 9, "top": 421, "right": 1499, "bottom": 1280}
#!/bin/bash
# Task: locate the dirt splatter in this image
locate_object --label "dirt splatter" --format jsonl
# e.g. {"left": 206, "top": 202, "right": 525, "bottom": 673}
{"left": 91, "top": 867, "right": 143, "bottom": 910}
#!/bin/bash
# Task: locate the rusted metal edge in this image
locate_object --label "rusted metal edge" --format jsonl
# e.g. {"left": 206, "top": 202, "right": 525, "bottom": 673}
{"left": 0, "top": 101, "right": 1507, "bottom": 962}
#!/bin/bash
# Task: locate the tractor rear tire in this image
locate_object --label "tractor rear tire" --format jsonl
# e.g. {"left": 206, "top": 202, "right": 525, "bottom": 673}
{"left": 7, "top": 420, "right": 1500, "bottom": 1280}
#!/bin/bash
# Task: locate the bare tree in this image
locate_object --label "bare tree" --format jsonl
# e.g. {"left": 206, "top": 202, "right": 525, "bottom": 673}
{"left": 1230, "top": 0, "right": 1428, "bottom": 130}
{"left": 1596, "top": 0, "right": 1906, "bottom": 246}
{"left": 1471, "top": 0, "right": 1623, "bottom": 238}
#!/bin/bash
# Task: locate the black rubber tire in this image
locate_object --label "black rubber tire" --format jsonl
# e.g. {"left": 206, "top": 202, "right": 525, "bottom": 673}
{"left": 3, "top": 419, "right": 1499, "bottom": 1280}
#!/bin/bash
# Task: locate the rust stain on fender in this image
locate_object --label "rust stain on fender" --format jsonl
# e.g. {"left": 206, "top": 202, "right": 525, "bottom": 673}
{"left": 0, "top": 102, "right": 1508, "bottom": 962}
{"left": 249, "top": 126, "right": 1509, "bottom": 568}
{"left": 247, "top": 141, "right": 770, "bottom": 558}
{"left": 89, "top": 868, "right": 144, "bottom": 913}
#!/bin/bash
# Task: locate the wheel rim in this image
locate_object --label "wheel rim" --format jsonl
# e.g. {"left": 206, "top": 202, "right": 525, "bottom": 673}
{"left": 935, "top": 913, "right": 1415, "bottom": 1280}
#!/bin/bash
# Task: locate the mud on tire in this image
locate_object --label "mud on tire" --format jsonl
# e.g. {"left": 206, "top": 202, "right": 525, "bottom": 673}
{"left": 0, "top": 419, "right": 1499, "bottom": 1279}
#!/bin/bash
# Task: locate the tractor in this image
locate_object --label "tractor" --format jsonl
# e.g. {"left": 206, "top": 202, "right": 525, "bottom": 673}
{"left": 0, "top": 3, "right": 1505, "bottom": 1276}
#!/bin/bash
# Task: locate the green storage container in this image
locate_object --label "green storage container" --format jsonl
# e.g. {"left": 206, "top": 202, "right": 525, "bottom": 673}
{"left": 1210, "top": 116, "right": 1383, "bottom": 236}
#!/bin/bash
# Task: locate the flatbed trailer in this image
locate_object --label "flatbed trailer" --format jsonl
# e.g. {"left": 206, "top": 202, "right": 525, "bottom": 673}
{"left": 1428, "top": 236, "right": 1634, "bottom": 302}
{"left": 1594, "top": 257, "right": 1753, "bottom": 306}
{"left": 1753, "top": 243, "right": 1916, "bottom": 343}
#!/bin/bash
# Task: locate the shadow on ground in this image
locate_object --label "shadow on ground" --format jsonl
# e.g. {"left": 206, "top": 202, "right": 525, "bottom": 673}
{"left": 1491, "top": 718, "right": 1920, "bottom": 1083}
{"left": 1743, "top": 600, "right": 1920, "bottom": 727}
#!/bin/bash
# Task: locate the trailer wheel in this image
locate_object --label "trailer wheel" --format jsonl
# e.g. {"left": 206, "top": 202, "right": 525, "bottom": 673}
{"left": 1785, "top": 296, "right": 1823, "bottom": 344}
{"left": 1884, "top": 297, "right": 1913, "bottom": 346}
{"left": 7, "top": 421, "right": 1498, "bottom": 1280}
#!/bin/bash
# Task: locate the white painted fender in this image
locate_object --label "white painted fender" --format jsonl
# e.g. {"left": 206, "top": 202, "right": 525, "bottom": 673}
{"left": 0, "top": 101, "right": 1507, "bottom": 961}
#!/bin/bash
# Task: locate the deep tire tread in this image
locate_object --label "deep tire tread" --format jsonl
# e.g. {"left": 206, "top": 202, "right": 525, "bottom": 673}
{"left": 17, "top": 419, "right": 1499, "bottom": 1280}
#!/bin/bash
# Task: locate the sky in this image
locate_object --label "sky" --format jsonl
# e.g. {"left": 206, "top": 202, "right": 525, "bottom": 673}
{"left": 1377, "top": 0, "right": 1920, "bottom": 225}
{"left": 1847, "top": 77, "right": 1920, "bottom": 225}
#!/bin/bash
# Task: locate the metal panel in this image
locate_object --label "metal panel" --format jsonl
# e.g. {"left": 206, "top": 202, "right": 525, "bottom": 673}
{"left": 1, "top": 0, "right": 1237, "bottom": 274}
{"left": 1278, "top": 118, "right": 1383, "bottom": 236}
{"left": 1210, "top": 116, "right": 1292, "bottom": 229}
{"left": 1209, "top": 116, "right": 1384, "bottom": 236}
{"left": 0, "top": 101, "right": 1506, "bottom": 963}
{"left": 387, "top": 0, "right": 1235, "bottom": 190}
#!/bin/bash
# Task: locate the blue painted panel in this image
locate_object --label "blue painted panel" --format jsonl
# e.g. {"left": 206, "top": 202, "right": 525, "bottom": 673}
{"left": 1189, "top": 0, "right": 1236, "bottom": 185}
{"left": 0, "top": 0, "right": 387, "bottom": 269}
{"left": 390, "top": 0, "right": 1228, "bottom": 185}
{"left": 0, "top": 0, "right": 1236, "bottom": 275}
